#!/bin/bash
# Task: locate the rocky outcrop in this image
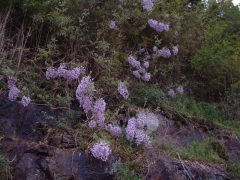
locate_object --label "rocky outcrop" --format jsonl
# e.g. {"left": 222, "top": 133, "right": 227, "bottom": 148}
{"left": 146, "top": 156, "right": 231, "bottom": 180}
{"left": 0, "top": 93, "right": 239, "bottom": 179}
{"left": 0, "top": 93, "right": 112, "bottom": 180}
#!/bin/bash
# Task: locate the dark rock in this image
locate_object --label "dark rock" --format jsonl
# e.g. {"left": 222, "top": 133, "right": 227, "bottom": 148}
{"left": 156, "top": 114, "right": 205, "bottom": 146}
{"left": 223, "top": 137, "right": 240, "bottom": 164}
{"left": 48, "top": 149, "right": 113, "bottom": 180}
{"left": 25, "top": 144, "right": 51, "bottom": 155}
{"left": 146, "top": 156, "right": 231, "bottom": 180}
{"left": 12, "top": 153, "right": 46, "bottom": 180}
{"left": 62, "top": 134, "right": 77, "bottom": 148}
{"left": 48, "top": 135, "right": 63, "bottom": 147}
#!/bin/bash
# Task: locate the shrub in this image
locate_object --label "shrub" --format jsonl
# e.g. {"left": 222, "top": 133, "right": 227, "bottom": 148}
{"left": 0, "top": 154, "right": 10, "bottom": 180}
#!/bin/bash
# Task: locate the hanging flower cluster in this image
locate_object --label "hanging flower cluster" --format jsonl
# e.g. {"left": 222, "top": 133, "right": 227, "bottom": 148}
{"left": 21, "top": 96, "right": 31, "bottom": 107}
{"left": 128, "top": 55, "right": 151, "bottom": 81}
{"left": 125, "top": 111, "right": 159, "bottom": 147}
{"left": 76, "top": 76, "right": 95, "bottom": 113}
{"left": 168, "top": 86, "right": 184, "bottom": 98}
{"left": 75, "top": 76, "right": 107, "bottom": 127}
{"left": 7, "top": 76, "right": 31, "bottom": 107}
{"left": 8, "top": 76, "right": 20, "bottom": 101}
{"left": 105, "top": 124, "right": 122, "bottom": 138}
{"left": 153, "top": 46, "right": 178, "bottom": 59}
{"left": 92, "top": 98, "right": 106, "bottom": 126}
{"left": 117, "top": 82, "right": 129, "bottom": 99}
{"left": 148, "top": 19, "right": 169, "bottom": 33}
{"left": 143, "top": 0, "right": 155, "bottom": 11}
{"left": 46, "top": 64, "right": 85, "bottom": 82}
{"left": 109, "top": 21, "right": 118, "bottom": 30}
{"left": 90, "top": 141, "right": 112, "bottom": 162}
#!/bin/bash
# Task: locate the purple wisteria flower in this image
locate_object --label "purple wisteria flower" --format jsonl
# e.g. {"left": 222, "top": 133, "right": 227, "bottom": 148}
{"left": 135, "top": 129, "right": 145, "bottom": 145}
{"left": 136, "top": 111, "right": 147, "bottom": 129}
{"left": 105, "top": 124, "right": 112, "bottom": 131}
{"left": 141, "top": 72, "right": 151, "bottom": 81}
{"left": 143, "top": 0, "right": 155, "bottom": 11}
{"left": 153, "top": 46, "right": 158, "bottom": 52}
{"left": 144, "top": 53, "right": 151, "bottom": 60}
{"left": 133, "top": 70, "right": 141, "bottom": 79}
{"left": 135, "top": 129, "right": 151, "bottom": 146}
{"left": 146, "top": 112, "right": 159, "bottom": 132}
{"left": 8, "top": 86, "right": 20, "bottom": 101}
{"left": 105, "top": 124, "right": 122, "bottom": 138}
{"left": 143, "top": 61, "right": 149, "bottom": 69}
{"left": 125, "top": 111, "right": 159, "bottom": 147}
{"left": 82, "top": 95, "right": 94, "bottom": 114}
{"left": 57, "top": 64, "right": 67, "bottom": 78}
{"left": 76, "top": 76, "right": 95, "bottom": 113}
{"left": 172, "top": 46, "right": 178, "bottom": 55}
{"left": 46, "top": 67, "right": 58, "bottom": 80}
{"left": 118, "top": 82, "right": 129, "bottom": 99}
{"left": 176, "top": 86, "right": 184, "bottom": 94}
{"left": 139, "top": 48, "right": 145, "bottom": 54}
{"left": 88, "top": 120, "right": 97, "bottom": 129}
{"left": 7, "top": 76, "right": 20, "bottom": 101}
{"left": 143, "top": 133, "right": 152, "bottom": 147}
{"left": 160, "top": 47, "right": 171, "bottom": 58}
{"left": 126, "top": 118, "right": 137, "bottom": 141}
{"left": 109, "top": 21, "right": 118, "bottom": 30}
{"left": 127, "top": 55, "right": 141, "bottom": 69}
{"left": 164, "top": 23, "right": 170, "bottom": 31}
{"left": 136, "top": 111, "right": 159, "bottom": 132}
{"left": 21, "top": 96, "right": 31, "bottom": 107}
{"left": 148, "top": 19, "right": 168, "bottom": 33}
{"left": 7, "top": 76, "right": 18, "bottom": 89}
{"left": 128, "top": 55, "right": 151, "bottom": 81}
{"left": 168, "top": 89, "right": 176, "bottom": 98}
{"left": 90, "top": 141, "right": 112, "bottom": 162}
{"left": 92, "top": 98, "right": 106, "bottom": 126}
{"left": 46, "top": 64, "right": 85, "bottom": 82}
{"left": 64, "top": 67, "right": 85, "bottom": 82}
{"left": 138, "top": 67, "right": 146, "bottom": 74}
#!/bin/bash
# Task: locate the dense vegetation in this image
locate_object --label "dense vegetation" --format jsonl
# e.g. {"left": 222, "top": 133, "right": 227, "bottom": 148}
{"left": 0, "top": 0, "right": 240, "bottom": 179}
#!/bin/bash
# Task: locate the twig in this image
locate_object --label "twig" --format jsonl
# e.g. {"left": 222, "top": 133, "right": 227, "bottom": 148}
{"left": 177, "top": 152, "right": 194, "bottom": 180}
{"left": 8, "top": 155, "right": 16, "bottom": 163}
{"left": 71, "top": 150, "right": 78, "bottom": 180}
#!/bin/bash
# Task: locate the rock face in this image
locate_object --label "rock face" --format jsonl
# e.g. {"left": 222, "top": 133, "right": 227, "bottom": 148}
{"left": 0, "top": 93, "right": 239, "bottom": 179}
{"left": 1, "top": 140, "right": 113, "bottom": 180}
{"left": 0, "top": 93, "right": 113, "bottom": 180}
{"left": 146, "top": 156, "right": 231, "bottom": 180}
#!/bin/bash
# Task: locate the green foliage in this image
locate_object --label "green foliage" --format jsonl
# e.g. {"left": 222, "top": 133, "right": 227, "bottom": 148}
{"left": 220, "top": 82, "right": 240, "bottom": 121}
{"left": 190, "top": 18, "right": 240, "bottom": 98}
{"left": 0, "top": 154, "right": 10, "bottom": 180}
{"left": 168, "top": 95, "right": 223, "bottom": 122}
{"left": 130, "top": 83, "right": 166, "bottom": 108}
{"left": 164, "top": 95, "right": 240, "bottom": 135}
{"left": 226, "top": 160, "right": 240, "bottom": 180}
{"left": 41, "top": 111, "right": 68, "bottom": 130}
{"left": 209, "top": 140, "right": 229, "bottom": 160}
{"left": 181, "top": 141, "right": 222, "bottom": 162}
{"left": 116, "top": 161, "right": 144, "bottom": 180}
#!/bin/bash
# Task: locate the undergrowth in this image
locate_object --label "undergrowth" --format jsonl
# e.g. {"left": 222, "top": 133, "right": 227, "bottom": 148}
{"left": 0, "top": 154, "right": 10, "bottom": 180}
